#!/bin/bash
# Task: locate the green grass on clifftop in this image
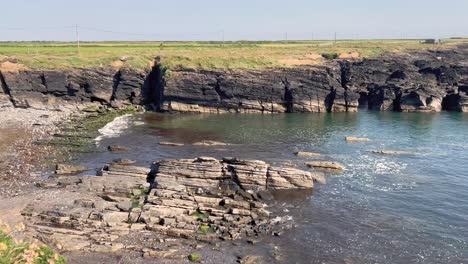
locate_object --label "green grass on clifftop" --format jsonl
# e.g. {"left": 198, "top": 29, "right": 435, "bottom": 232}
{"left": 1, "top": 39, "right": 467, "bottom": 70}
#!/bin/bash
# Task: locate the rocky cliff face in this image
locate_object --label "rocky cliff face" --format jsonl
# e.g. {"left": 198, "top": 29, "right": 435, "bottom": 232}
{"left": 1, "top": 46, "right": 468, "bottom": 113}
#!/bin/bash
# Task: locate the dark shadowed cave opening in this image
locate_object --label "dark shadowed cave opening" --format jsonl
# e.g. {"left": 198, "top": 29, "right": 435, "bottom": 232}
{"left": 442, "top": 93, "right": 460, "bottom": 111}
{"left": 143, "top": 58, "right": 165, "bottom": 111}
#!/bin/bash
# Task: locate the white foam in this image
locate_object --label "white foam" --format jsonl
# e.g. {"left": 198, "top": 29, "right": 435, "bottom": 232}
{"left": 94, "top": 114, "right": 134, "bottom": 144}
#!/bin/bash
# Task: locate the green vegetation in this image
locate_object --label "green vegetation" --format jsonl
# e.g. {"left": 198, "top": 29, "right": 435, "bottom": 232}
{"left": 188, "top": 253, "right": 202, "bottom": 262}
{"left": 192, "top": 210, "right": 210, "bottom": 220}
{"left": 129, "top": 187, "right": 149, "bottom": 209}
{"left": 0, "top": 221, "right": 66, "bottom": 264}
{"left": 198, "top": 225, "right": 215, "bottom": 234}
{"left": 1, "top": 39, "right": 467, "bottom": 70}
{"left": 37, "top": 105, "right": 140, "bottom": 151}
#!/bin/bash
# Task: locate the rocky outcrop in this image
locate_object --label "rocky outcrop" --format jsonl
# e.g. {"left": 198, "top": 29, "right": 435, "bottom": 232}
{"left": 1, "top": 46, "right": 468, "bottom": 112}
{"left": 344, "top": 47, "right": 468, "bottom": 112}
{"left": 27, "top": 157, "right": 324, "bottom": 253}
{"left": 163, "top": 66, "right": 359, "bottom": 113}
{"left": 0, "top": 67, "right": 146, "bottom": 110}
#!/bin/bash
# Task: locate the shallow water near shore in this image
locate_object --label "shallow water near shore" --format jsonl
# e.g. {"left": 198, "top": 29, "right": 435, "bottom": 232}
{"left": 80, "top": 111, "right": 468, "bottom": 263}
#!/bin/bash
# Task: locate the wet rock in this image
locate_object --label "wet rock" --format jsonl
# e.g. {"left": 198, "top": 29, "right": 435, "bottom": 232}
{"left": 294, "top": 151, "right": 321, "bottom": 157}
{"left": 55, "top": 163, "right": 90, "bottom": 175}
{"left": 192, "top": 140, "right": 228, "bottom": 146}
{"left": 345, "top": 137, "right": 370, "bottom": 142}
{"left": 311, "top": 173, "right": 327, "bottom": 184}
{"left": 107, "top": 145, "right": 129, "bottom": 152}
{"left": 305, "top": 161, "right": 345, "bottom": 171}
{"left": 29, "top": 157, "right": 313, "bottom": 254}
{"left": 369, "top": 150, "right": 414, "bottom": 155}
{"left": 159, "top": 142, "right": 184, "bottom": 146}
{"left": 112, "top": 158, "right": 136, "bottom": 165}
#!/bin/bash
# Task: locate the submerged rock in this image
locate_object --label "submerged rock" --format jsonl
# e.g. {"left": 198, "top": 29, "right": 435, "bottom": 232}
{"left": 305, "top": 161, "right": 345, "bottom": 171}
{"left": 107, "top": 145, "right": 129, "bottom": 152}
{"left": 192, "top": 140, "right": 228, "bottom": 146}
{"left": 369, "top": 150, "right": 414, "bottom": 155}
{"left": 294, "top": 151, "right": 321, "bottom": 157}
{"left": 345, "top": 137, "right": 370, "bottom": 142}
{"left": 112, "top": 158, "right": 137, "bottom": 165}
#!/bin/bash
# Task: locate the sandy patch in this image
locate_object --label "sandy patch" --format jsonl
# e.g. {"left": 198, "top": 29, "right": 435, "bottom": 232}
{"left": 111, "top": 60, "right": 125, "bottom": 69}
{"left": 0, "top": 61, "right": 27, "bottom": 73}
{"left": 338, "top": 52, "right": 360, "bottom": 59}
{"left": 305, "top": 53, "right": 323, "bottom": 60}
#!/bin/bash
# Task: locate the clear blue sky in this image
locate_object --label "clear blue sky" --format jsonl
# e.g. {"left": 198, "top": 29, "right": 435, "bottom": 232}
{"left": 1, "top": 0, "right": 467, "bottom": 41}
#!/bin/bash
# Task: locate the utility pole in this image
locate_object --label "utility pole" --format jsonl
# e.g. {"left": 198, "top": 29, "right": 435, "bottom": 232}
{"left": 334, "top": 32, "right": 337, "bottom": 47}
{"left": 285, "top": 32, "right": 288, "bottom": 41}
{"left": 222, "top": 30, "right": 225, "bottom": 48}
{"left": 76, "top": 24, "right": 81, "bottom": 56}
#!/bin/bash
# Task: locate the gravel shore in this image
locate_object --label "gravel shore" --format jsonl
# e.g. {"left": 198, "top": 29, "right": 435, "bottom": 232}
{"left": 0, "top": 107, "right": 77, "bottom": 197}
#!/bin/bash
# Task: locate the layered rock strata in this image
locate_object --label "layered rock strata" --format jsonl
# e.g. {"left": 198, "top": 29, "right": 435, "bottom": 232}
{"left": 2, "top": 47, "right": 468, "bottom": 112}
{"left": 27, "top": 157, "right": 323, "bottom": 253}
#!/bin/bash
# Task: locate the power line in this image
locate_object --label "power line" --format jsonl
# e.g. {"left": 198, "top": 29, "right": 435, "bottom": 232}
{"left": 0, "top": 26, "right": 75, "bottom": 30}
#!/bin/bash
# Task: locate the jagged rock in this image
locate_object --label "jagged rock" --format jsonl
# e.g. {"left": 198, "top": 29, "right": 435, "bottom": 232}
{"left": 305, "top": 161, "right": 345, "bottom": 171}
{"left": 55, "top": 163, "right": 90, "bottom": 175}
{"left": 294, "top": 151, "right": 321, "bottom": 157}
{"left": 345, "top": 136, "right": 370, "bottom": 142}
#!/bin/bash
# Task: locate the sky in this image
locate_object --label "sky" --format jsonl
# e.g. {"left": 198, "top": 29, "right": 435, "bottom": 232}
{"left": 0, "top": 0, "right": 467, "bottom": 41}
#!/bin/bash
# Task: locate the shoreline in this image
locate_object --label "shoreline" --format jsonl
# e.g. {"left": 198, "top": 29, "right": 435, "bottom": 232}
{"left": 0, "top": 107, "right": 324, "bottom": 263}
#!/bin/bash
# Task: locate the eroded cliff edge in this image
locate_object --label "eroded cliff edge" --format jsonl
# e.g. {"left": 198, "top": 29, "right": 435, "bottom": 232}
{"left": 1, "top": 46, "right": 468, "bottom": 113}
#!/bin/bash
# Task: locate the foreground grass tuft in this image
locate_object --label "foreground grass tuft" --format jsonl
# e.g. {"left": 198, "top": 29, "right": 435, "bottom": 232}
{"left": 0, "top": 221, "right": 66, "bottom": 264}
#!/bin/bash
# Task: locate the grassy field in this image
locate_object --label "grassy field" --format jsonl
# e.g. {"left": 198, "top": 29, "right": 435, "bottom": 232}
{"left": 0, "top": 39, "right": 467, "bottom": 70}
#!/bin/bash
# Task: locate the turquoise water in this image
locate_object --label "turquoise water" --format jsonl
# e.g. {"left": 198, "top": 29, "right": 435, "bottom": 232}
{"left": 86, "top": 112, "right": 468, "bottom": 263}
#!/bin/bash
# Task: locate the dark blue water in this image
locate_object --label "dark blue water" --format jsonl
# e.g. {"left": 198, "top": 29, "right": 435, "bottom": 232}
{"left": 82, "top": 112, "right": 468, "bottom": 264}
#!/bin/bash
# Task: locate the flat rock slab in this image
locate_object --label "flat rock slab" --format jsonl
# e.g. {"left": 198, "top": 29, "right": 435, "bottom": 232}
{"left": 192, "top": 140, "right": 228, "bottom": 146}
{"left": 55, "top": 163, "right": 90, "bottom": 175}
{"left": 107, "top": 145, "right": 129, "bottom": 152}
{"left": 305, "top": 161, "right": 345, "bottom": 171}
{"left": 159, "top": 142, "right": 184, "bottom": 146}
{"left": 112, "top": 158, "right": 137, "bottom": 165}
{"left": 345, "top": 137, "right": 370, "bottom": 142}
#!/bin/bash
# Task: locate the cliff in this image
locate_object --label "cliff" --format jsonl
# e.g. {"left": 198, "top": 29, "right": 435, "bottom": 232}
{"left": 1, "top": 46, "right": 468, "bottom": 113}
